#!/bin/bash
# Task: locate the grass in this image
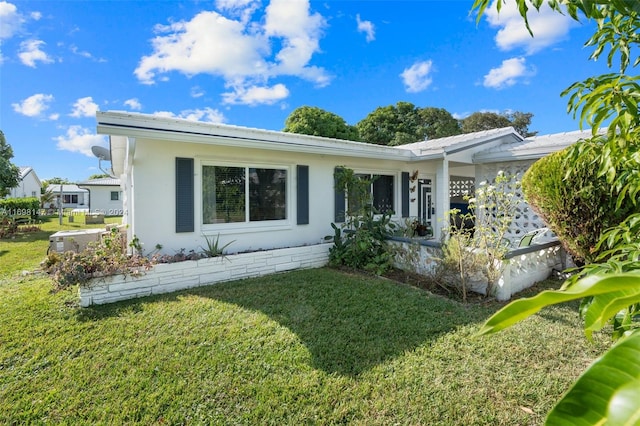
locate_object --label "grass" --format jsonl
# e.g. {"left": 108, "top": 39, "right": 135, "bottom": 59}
{"left": 0, "top": 220, "right": 610, "bottom": 424}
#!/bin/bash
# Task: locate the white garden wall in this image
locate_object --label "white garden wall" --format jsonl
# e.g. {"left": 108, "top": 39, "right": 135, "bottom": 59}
{"left": 79, "top": 243, "right": 331, "bottom": 307}
{"left": 390, "top": 238, "right": 564, "bottom": 301}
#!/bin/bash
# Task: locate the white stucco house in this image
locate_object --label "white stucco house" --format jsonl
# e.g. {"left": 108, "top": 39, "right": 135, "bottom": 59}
{"left": 46, "top": 184, "right": 89, "bottom": 210}
{"left": 78, "top": 111, "right": 595, "bottom": 306}
{"left": 95, "top": 111, "right": 589, "bottom": 256}
{"left": 78, "top": 177, "right": 123, "bottom": 215}
{"left": 7, "top": 167, "right": 41, "bottom": 200}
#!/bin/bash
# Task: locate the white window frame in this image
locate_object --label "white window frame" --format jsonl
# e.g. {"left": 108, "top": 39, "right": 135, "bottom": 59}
{"left": 198, "top": 160, "right": 292, "bottom": 234}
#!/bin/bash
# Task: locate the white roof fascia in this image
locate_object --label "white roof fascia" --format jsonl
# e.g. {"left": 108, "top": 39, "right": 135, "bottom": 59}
{"left": 97, "top": 111, "right": 415, "bottom": 162}
{"left": 473, "top": 129, "right": 601, "bottom": 164}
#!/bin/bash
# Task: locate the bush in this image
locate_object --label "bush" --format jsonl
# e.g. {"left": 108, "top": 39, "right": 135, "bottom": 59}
{"left": 522, "top": 138, "right": 639, "bottom": 264}
{"left": 0, "top": 197, "right": 40, "bottom": 219}
{"left": 43, "top": 228, "right": 151, "bottom": 290}
{"left": 327, "top": 167, "right": 397, "bottom": 275}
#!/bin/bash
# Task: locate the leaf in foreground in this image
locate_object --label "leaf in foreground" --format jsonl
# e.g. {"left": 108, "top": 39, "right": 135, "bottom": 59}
{"left": 546, "top": 331, "right": 640, "bottom": 426}
{"left": 478, "top": 274, "right": 640, "bottom": 335}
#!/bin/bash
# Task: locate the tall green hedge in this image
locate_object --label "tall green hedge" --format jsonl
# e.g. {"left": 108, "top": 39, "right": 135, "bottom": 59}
{"left": 0, "top": 197, "right": 40, "bottom": 219}
{"left": 522, "top": 141, "right": 638, "bottom": 265}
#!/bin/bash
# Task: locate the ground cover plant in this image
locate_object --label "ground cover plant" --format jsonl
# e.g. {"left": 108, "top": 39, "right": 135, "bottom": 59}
{"left": 0, "top": 219, "right": 610, "bottom": 424}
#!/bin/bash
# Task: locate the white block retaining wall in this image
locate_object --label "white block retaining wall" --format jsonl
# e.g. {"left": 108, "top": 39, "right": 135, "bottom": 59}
{"left": 79, "top": 243, "right": 332, "bottom": 307}
{"left": 389, "top": 237, "right": 564, "bottom": 301}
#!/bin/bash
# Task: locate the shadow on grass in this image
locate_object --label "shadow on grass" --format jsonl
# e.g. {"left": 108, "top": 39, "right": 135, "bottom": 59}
{"left": 78, "top": 268, "right": 494, "bottom": 376}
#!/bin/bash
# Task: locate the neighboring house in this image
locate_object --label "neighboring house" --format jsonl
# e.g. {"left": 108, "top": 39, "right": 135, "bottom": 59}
{"left": 7, "top": 167, "right": 41, "bottom": 200}
{"left": 78, "top": 177, "right": 123, "bottom": 215}
{"left": 96, "top": 111, "right": 590, "bottom": 256}
{"left": 46, "top": 184, "right": 89, "bottom": 210}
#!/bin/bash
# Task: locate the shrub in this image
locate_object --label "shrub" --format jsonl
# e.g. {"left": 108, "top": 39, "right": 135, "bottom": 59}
{"left": 0, "top": 197, "right": 40, "bottom": 219}
{"left": 436, "top": 172, "right": 519, "bottom": 301}
{"left": 522, "top": 138, "right": 639, "bottom": 265}
{"left": 44, "top": 227, "right": 151, "bottom": 290}
{"left": 327, "top": 167, "right": 397, "bottom": 275}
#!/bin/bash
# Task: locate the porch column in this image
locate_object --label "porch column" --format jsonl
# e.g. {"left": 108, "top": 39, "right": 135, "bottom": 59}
{"left": 435, "top": 154, "right": 450, "bottom": 241}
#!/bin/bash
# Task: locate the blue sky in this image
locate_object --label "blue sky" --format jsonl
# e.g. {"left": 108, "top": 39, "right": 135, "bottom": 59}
{"left": 0, "top": 0, "right": 609, "bottom": 182}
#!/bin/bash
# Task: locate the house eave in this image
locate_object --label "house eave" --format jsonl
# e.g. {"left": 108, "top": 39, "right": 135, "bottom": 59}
{"left": 97, "top": 111, "right": 416, "bottom": 162}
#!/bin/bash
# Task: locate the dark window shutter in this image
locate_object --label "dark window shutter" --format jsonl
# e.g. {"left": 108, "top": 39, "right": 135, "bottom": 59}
{"left": 334, "top": 167, "right": 345, "bottom": 223}
{"left": 175, "top": 158, "right": 194, "bottom": 233}
{"left": 401, "top": 171, "right": 410, "bottom": 218}
{"left": 297, "top": 165, "right": 309, "bottom": 225}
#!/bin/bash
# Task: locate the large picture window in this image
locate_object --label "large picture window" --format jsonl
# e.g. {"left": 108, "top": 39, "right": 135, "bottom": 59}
{"left": 202, "top": 165, "right": 287, "bottom": 224}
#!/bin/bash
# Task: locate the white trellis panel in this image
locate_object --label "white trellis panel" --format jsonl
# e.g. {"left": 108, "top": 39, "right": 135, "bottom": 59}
{"left": 476, "top": 160, "right": 549, "bottom": 245}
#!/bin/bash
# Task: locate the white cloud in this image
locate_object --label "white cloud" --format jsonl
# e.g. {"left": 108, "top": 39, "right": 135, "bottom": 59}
{"left": 135, "top": 0, "right": 328, "bottom": 105}
{"left": 152, "top": 107, "right": 226, "bottom": 123}
{"left": 0, "top": 1, "right": 22, "bottom": 40}
{"left": 135, "top": 11, "right": 270, "bottom": 84}
{"left": 124, "top": 98, "right": 142, "bottom": 110}
{"left": 483, "top": 57, "right": 535, "bottom": 89}
{"left": 70, "top": 96, "right": 99, "bottom": 117}
{"left": 190, "top": 86, "right": 205, "bottom": 98}
{"left": 30, "top": 11, "right": 41, "bottom": 20}
{"left": 222, "top": 83, "right": 289, "bottom": 105}
{"left": 12, "top": 93, "right": 54, "bottom": 117}
{"left": 356, "top": 14, "right": 375, "bottom": 42}
{"left": 54, "top": 126, "right": 107, "bottom": 157}
{"left": 264, "top": 0, "right": 327, "bottom": 84}
{"left": 69, "top": 44, "right": 106, "bottom": 62}
{"left": 18, "top": 39, "right": 53, "bottom": 67}
{"left": 400, "top": 60, "right": 434, "bottom": 93}
{"left": 485, "top": 0, "right": 575, "bottom": 54}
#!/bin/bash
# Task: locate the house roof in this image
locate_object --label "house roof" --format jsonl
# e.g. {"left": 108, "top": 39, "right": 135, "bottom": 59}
{"left": 18, "top": 166, "right": 41, "bottom": 186}
{"left": 46, "top": 184, "right": 89, "bottom": 193}
{"left": 473, "top": 129, "right": 599, "bottom": 163}
{"left": 396, "top": 127, "right": 523, "bottom": 158}
{"left": 78, "top": 177, "right": 121, "bottom": 186}
{"left": 96, "top": 111, "right": 528, "bottom": 168}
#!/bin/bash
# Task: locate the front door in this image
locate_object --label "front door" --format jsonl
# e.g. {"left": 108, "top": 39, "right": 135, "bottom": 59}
{"left": 418, "top": 178, "right": 434, "bottom": 228}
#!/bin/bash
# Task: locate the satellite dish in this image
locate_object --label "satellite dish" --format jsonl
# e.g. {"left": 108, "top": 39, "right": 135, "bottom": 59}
{"left": 91, "top": 145, "right": 111, "bottom": 161}
{"left": 91, "top": 145, "right": 115, "bottom": 178}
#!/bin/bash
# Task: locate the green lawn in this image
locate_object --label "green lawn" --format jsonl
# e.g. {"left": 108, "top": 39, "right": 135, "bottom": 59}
{"left": 0, "top": 220, "right": 609, "bottom": 424}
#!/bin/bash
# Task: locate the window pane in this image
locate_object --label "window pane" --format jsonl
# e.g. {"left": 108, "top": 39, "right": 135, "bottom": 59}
{"left": 348, "top": 174, "right": 371, "bottom": 214}
{"left": 249, "top": 168, "right": 287, "bottom": 221}
{"left": 202, "top": 166, "right": 245, "bottom": 224}
{"left": 373, "top": 175, "right": 394, "bottom": 213}
{"left": 110, "top": 191, "right": 119, "bottom": 201}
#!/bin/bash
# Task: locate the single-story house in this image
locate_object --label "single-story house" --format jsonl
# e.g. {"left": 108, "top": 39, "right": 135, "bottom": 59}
{"left": 78, "top": 177, "right": 123, "bottom": 215}
{"left": 7, "top": 167, "right": 41, "bottom": 200}
{"left": 95, "top": 111, "right": 589, "bottom": 256}
{"left": 46, "top": 184, "right": 89, "bottom": 211}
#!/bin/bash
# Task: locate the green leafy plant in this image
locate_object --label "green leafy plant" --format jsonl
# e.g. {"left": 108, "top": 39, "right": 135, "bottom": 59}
{"left": 472, "top": 1, "right": 640, "bottom": 423}
{"left": 436, "top": 172, "right": 520, "bottom": 301}
{"left": 327, "top": 167, "right": 397, "bottom": 275}
{"left": 44, "top": 227, "right": 150, "bottom": 290}
{"left": 200, "top": 233, "right": 235, "bottom": 258}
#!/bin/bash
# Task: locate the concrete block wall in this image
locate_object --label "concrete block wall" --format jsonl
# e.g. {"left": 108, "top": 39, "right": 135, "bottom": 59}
{"left": 79, "top": 243, "right": 332, "bottom": 307}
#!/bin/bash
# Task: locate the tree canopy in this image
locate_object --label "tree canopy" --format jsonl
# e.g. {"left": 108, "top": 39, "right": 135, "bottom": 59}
{"left": 356, "top": 102, "right": 462, "bottom": 146}
{"left": 283, "top": 106, "right": 360, "bottom": 141}
{"left": 0, "top": 130, "right": 20, "bottom": 197}
{"left": 460, "top": 111, "right": 536, "bottom": 137}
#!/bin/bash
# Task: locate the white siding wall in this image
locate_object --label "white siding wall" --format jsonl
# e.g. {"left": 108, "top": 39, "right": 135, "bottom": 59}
{"left": 130, "top": 138, "right": 440, "bottom": 256}
{"left": 8, "top": 173, "right": 41, "bottom": 199}
{"left": 86, "top": 186, "right": 123, "bottom": 215}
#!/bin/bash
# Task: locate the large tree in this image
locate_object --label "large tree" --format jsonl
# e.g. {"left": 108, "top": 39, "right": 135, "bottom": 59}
{"left": 474, "top": 1, "right": 640, "bottom": 424}
{"left": 0, "top": 130, "right": 20, "bottom": 197}
{"left": 460, "top": 111, "right": 536, "bottom": 136}
{"left": 283, "top": 106, "right": 360, "bottom": 141}
{"left": 357, "top": 102, "right": 461, "bottom": 146}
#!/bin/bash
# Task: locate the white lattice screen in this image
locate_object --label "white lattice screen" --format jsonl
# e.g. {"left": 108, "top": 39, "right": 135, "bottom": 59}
{"left": 476, "top": 161, "right": 548, "bottom": 245}
{"left": 449, "top": 176, "right": 475, "bottom": 198}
